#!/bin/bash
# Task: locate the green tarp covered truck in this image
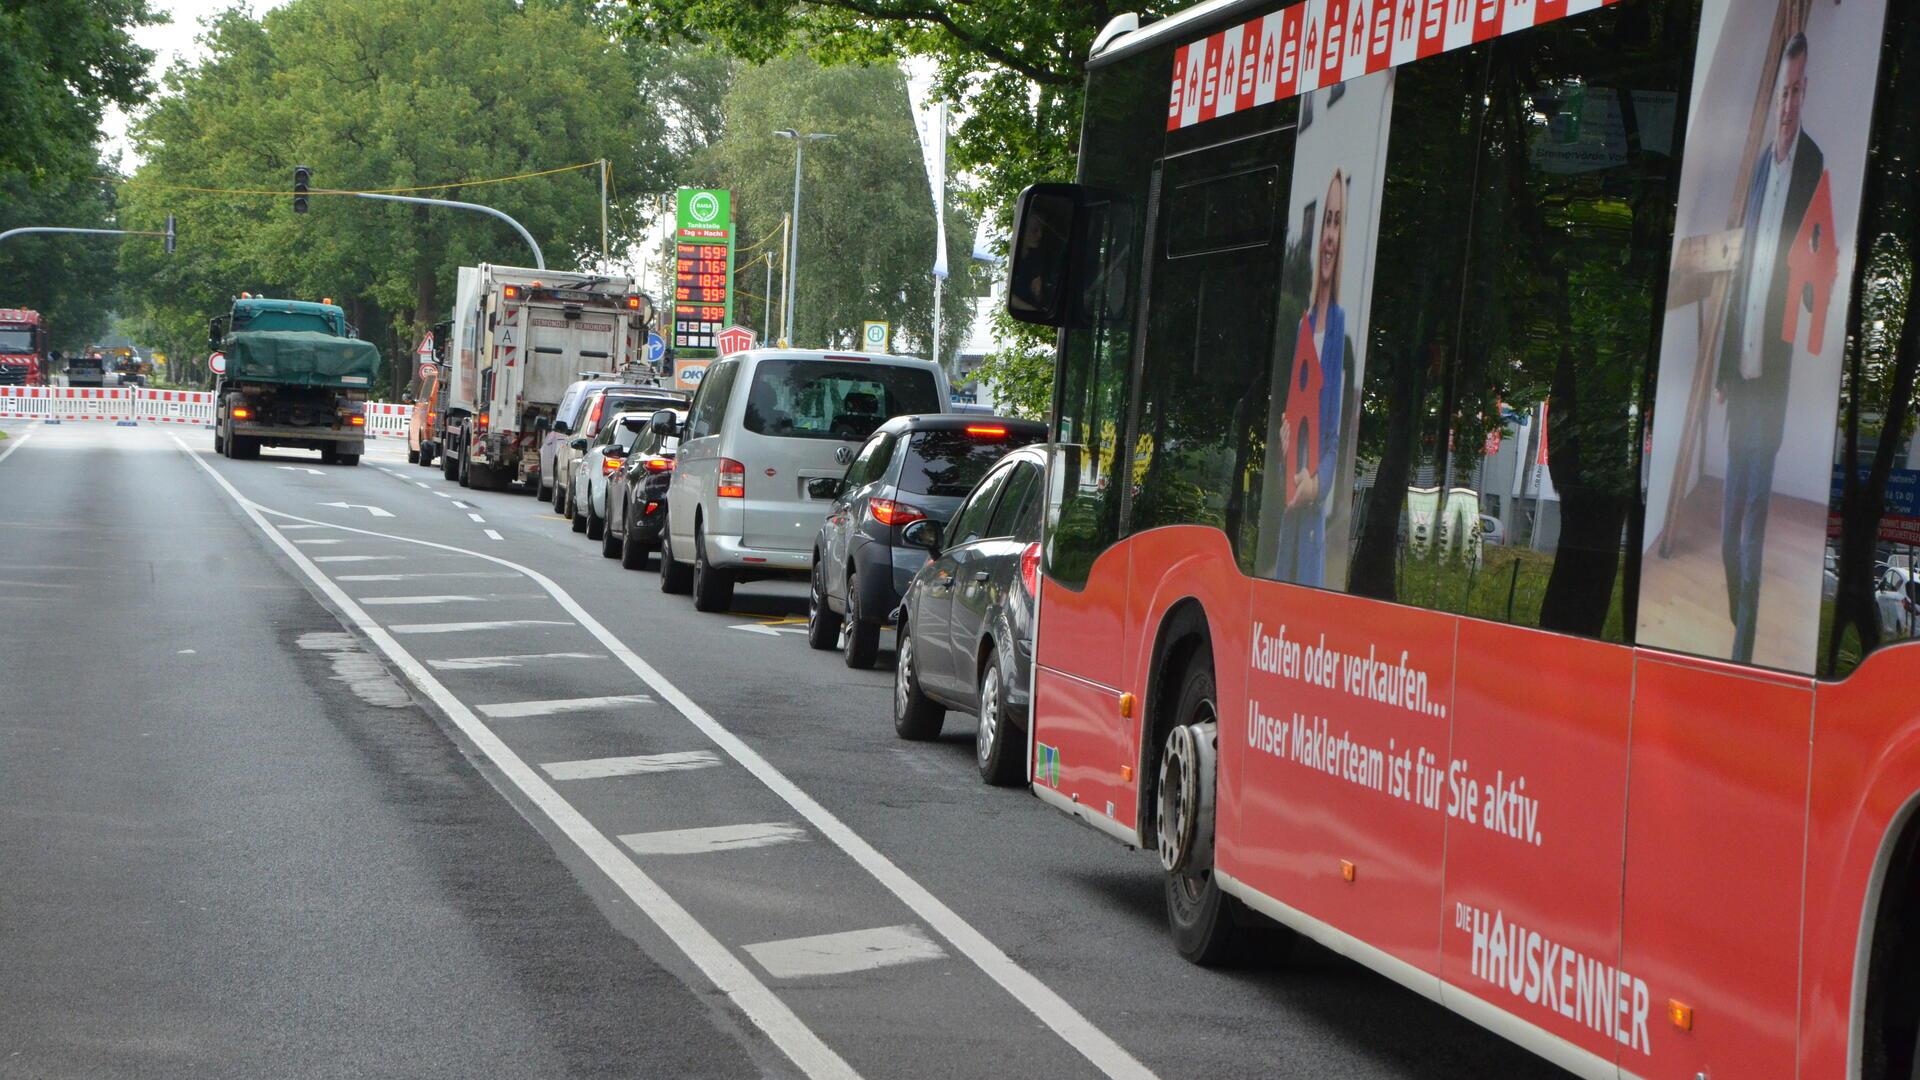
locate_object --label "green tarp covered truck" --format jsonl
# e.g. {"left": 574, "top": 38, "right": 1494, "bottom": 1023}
{"left": 209, "top": 298, "right": 379, "bottom": 465}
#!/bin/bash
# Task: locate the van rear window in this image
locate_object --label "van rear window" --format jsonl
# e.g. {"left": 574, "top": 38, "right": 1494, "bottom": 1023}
{"left": 743, "top": 360, "right": 939, "bottom": 442}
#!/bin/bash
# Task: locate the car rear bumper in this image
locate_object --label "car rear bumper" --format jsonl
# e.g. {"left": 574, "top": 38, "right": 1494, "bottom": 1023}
{"left": 705, "top": 534, "right": 810, "bottom": 573}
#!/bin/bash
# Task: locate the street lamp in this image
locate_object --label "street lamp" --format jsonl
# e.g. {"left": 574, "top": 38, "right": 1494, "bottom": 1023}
{"left": 774, "top": 129, "right": 837, "bottom": 347}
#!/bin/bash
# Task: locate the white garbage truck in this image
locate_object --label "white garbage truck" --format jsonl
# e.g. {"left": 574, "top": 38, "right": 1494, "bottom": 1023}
{"left": 438, "top": 263, "right": 657, "bottom": 490}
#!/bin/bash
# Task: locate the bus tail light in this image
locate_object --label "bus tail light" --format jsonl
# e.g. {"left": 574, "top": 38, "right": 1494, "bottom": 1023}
{"left": 1020, "top": 542, "right": 1041, "bottom": 596}
{"left": 869, "top": 499, "right": 925, "bottom": 527}
{"left": 718, "top": 457, "right": 746, "bottom": 498}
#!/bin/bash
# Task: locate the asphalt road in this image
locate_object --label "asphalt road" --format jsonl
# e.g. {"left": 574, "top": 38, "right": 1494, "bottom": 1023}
{"left": 0, "top": 419, "right": 1569, "bottom": 1080}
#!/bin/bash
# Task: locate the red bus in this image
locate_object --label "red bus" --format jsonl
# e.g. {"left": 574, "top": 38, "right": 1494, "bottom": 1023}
{"left": 1007, "top": 1, "right": 1920, "bottom": 1077}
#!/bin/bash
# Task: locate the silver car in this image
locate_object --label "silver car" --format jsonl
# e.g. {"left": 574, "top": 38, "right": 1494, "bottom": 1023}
{"left": 657, "top": 349, "right": 950, "bottom": 612}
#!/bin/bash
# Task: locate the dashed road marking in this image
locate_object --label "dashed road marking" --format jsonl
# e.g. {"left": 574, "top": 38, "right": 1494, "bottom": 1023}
{"left": 180, "top": 440, "right": 1157, "bottom": 1080}
{"left": 294, "top": 538, "right": 346, "bottom": 545}
{"left": 313, "top": 555, "right": 405, "bottom": 563}
{"left": 478, "top": 693, "right": 654, "bottom": 719}
{"left": 542, "top": 751, "right": 720, "bottom": 780}
{"left": 468, "top": 513, "right": 486, "bottom": 523}
{"left": 429, "top": 651, "right": 603, "bottom": 671}
{"left": 336, "top": 571, "right": 517, "bottom": 582}
{"left": 621, "top": 822, "right": 807, "bottom": 855}
{"left": 386, "top": 619, "right": 572, "bottom": 635}
{"left": 356, "top": 594, "right": 488, "bottom": 605}
{"left": 745, "top": 925, "right": 946, "bottom": 980}
{"left": 484, "top": 529, "right": 504, "bottom": 541}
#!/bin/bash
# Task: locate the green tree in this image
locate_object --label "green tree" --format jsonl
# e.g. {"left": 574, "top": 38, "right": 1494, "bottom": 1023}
{"left": 697, "top": 54, "right": 974, "bottom": 356}
{"left": 118, "top": 0, "right": 705, "bottom": 392}
{"left": 0, "top": 167, "right": 123, "bottom": 351}
{"left": 0, "top": 0, "right": 156, "bottom": 179}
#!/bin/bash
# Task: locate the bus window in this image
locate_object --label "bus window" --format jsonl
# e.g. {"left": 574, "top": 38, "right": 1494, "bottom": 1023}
{"left": 1129, "top": 131, "right": 1293, "bottom": 572}
{"left": 1824, "top": 14, "right": 1920, "bottom": 677}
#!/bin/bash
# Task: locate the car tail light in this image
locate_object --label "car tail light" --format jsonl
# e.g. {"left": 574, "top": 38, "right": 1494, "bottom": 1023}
{"left": 587, "top": 397, "right": 603, "bottom": 431}
{"left": 231, "top": 405, "right": 253, "bottom": 420}
{"left": 718, "top": 457, "right": 745, "bottom": 498}
{"left": 1020, "top": 542, "right": 1041, "bottom": 596}
{"left": 644, "top": 456, "right": 673, "bottom": 472}
{"left": 965, "top": 425, "right": 1007, "bottom": 438}
{"left": 601, "top": 456, "right": 623, "bottom": 475}
{"left": 869, "top": 499, "right": 925, "bottom": 527}
{"left": 645, "top": 501, "right": 659, "bottom": 514}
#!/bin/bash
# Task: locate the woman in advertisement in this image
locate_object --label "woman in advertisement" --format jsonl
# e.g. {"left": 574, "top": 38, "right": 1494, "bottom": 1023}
{"left": 1275, "top": 170, "right": 1347, "bottom": 588}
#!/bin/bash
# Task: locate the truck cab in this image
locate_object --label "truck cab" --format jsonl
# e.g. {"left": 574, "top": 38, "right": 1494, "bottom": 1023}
{"left": 0, "top": 310, "right": 49, "bottom": 387}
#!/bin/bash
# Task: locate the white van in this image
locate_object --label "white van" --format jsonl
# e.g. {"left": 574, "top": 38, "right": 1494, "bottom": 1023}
{"left": 659, "top": 349, "right": 950, "bottom": 611}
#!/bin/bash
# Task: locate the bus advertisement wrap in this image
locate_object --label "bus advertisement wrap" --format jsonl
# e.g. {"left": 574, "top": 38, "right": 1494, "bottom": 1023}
{"left": 1256, "top": 72, "right": 1393, "bottom": 590}
{"left": 1638, "top": 0, "right": 1890, "bottom": 672}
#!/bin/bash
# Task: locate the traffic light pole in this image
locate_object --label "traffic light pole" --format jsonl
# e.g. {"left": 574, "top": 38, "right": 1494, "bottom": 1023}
{"left": 348, "top": 192, "right": 544, "bottom": 270}
{"left": 0, "top": 217, "right": 176, "bottom": 252}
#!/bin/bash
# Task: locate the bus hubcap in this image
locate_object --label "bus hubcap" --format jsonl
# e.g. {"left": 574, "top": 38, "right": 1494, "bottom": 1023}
{"left": 1157, "top": 718, "right": 1217, "bottom": 874}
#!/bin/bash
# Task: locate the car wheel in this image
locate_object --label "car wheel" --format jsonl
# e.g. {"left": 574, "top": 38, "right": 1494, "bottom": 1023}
{"left": 537, "top": 476, "right": 552, "bottom": 502}
{"left": 419, "top": 441, "right": 436, "bottom": 468}
{"left": 691, "top": 524, "right": 735, "bottom": 613}
{"left": 586, "top": 493, "right": 605, "bottom": 541}
{"left": 975, "top": 649, "right": 1022, "bottom": 787}
{"left": 658, "top": 518, "right": 693, "bottom": 594}
{"left": 807, "top": 558, "right": 842, "bottom": 650}
{"left": 842, "top": 569, "right": 879, "bottom": 669}
{"left": 553, "top": 479, "right": 568, "bottom": 514}
{"left": 407, "top": 448, "right": 419, "bottom": 464}
{"left": 620, "top": 511, "right": 650, "bottom": 570}
{"left": 599, "top": 505, "right": 622, "bottom": 557}
{"left": 892, "top": 619, "right": 945, "bottom": 740}
{"left": 569, "top": 485, "right": 587, "bottom": 533}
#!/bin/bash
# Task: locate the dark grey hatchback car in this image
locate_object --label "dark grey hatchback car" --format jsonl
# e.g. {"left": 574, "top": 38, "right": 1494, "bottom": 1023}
{"left": 890, "top": 443, "right": 1046, "bottom": 786}
{"left": 807, "top": 415, "right": 1045, "bottom": 669}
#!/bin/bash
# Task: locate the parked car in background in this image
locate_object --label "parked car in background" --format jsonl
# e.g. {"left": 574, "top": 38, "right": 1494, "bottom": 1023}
{"left": 605, "top": 408, "right": 683, "bottom": 567}
{"left": 545, "top": 378, "right": 686, "bottom": 508}
{"left": 1875, "top": 564, "right": 1920, "bottom": 639}
{"left": 891, "top": 444, "right": 1047, "bottom": 785}
{"left": 569, "top": 408, "right": 651, "bottom": 540}
{"left": 657, "top": 349, "right": 951, "bottom": 611}
{"left": 807, "top": 414, "right": 1046, "bottom": 667}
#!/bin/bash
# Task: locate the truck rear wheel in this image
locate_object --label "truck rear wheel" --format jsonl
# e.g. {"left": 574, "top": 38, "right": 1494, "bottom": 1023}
{"left": 321, "top": 446, "right": 339, "bottom": 465}
{"left": 339, "top": 453, "right": 359, "bottom": 467}
{"left": 442, "top": 445, "right": 459, "bottom": 480}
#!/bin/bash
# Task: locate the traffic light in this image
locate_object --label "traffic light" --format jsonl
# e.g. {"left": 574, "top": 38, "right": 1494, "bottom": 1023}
{"left": 293, "top": 166, "right": 311, "bottom": 214}
{"left": 164, "top": 214, "right": 176, "bottom": 254}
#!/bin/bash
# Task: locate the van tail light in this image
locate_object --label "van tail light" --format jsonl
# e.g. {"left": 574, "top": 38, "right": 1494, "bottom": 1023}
{"left": 1020, "top": 542, "right": 1041, "bottom": 596}
{"left": 717, "top": 457, "right": 746, "bottom": 498}
{"left": 643, "top": 456, "right": 673, "bottom": 472}
{"left": 869, "top": 499, "right": 926, "bottom": 527}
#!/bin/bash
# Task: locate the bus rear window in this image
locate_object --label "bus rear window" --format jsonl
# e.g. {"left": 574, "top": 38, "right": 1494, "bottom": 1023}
{"left": 898, "top": 430, "right": 1043, "bottom": 497}
{"left": 743, "top": 360, "right": 939, "bottom": 442}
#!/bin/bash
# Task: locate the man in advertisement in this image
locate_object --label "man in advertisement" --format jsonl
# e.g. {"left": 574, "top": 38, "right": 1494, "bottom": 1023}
{"left": 1716, "top": 32, "right": 1825, "bottom": 664}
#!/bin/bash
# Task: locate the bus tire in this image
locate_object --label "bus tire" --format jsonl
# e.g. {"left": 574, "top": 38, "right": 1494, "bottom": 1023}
{"left": 1862, "top": 811, "right": 1920, "bottom": 1080}
{"left": 1158, "top": 650, "right": 1265, "bottom": 966}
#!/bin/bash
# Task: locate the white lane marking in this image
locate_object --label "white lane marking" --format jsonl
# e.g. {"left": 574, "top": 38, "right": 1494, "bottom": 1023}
{"left": 621, "top": 822, "right": 807, "bottom": 855}
{"left": 745, "top": 925, "right": 946, "bottom": 980}
{"left": 541, "top": 751, "right": 719, "bottom": 780}
{"left": 313, "top": 555, "right": 405, "bottom": 563}
{"left": 357, "top": 594, "right": 487, "bottom": 605}
{"left": 387, "top": 619, "right": 572, "bottom": 635}
{"left": 172, "top": 436, "right": 863, "bottom": 1080}
{"left": 276, "top": 524, "right": 327, "bottom": 530}
{"left": 415, "top": 482, "right": 431, "bottom": 489}
{"left": 478, "top": 693, "right": 653, "bottom": 719}
{"left": 452, "top": 500, "right": 475, "bottom": 509}
{"left": 277, "top": 466, "right": 325, "bottom": 476}
{"left": 429, "top": 651, "right": 602, "bottom": 671}
{"left": 0, "top": 425, "right": 37, "bottom": 466}
{"left": 730, "top": 622, "right": 809, "bottom": 638}
{"left": 294, "top": 538, "right": 346, "bottom": 545}
{"left": 468, "top": 513, "right": 486, "bottom": 523}
{"left": 218, "top": 478, "right": 1156, "bottom": 1080}
{"left": 320, "top": 500, "right": 394, "bottom": 518}
{"left": 483, "top": 529, "right": 504, "bottom": 541}
{"left": 434, "top": 491, "right": 452, "bottom": 498}
{"left": 336, "top": 572, "right": 516, "bottom": 582}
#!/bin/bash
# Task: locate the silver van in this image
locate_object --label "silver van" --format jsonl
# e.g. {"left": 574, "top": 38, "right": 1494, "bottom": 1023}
{"left": 658, "top": 349, "right": 950, "bottom": 611}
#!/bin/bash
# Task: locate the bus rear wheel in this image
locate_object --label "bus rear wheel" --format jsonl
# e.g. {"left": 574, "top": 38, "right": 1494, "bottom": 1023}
{"left": 1157, "top": 651, "right": 1282, "bottom": 966}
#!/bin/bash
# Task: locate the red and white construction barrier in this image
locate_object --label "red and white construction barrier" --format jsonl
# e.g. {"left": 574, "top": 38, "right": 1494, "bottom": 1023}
{"left": 0, "top": 386, "right": 413, "bottom": 434}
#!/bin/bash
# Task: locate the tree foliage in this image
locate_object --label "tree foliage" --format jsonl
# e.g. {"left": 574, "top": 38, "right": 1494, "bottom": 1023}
{"left": 118, "top": 0, "right": 711, "bottom": 392}
{"left": 0, "top": 0, "right": 156, "bottom": 179}
{"left": 0, "top": 167, "right": 123, "bottom": 351}
{"left": 695, "top": 53, "right": 974, "bottom": 356}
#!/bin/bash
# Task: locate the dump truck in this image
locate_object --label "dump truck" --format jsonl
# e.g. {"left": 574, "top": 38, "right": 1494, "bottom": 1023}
{"left": 438, "top": 264, "right": 656, "bottom": 490}
{"left": 209, "top": 297, "right": 380, "bottom": 465}
{"left": 0, "top": 309, "right": 49, "bottom": 386}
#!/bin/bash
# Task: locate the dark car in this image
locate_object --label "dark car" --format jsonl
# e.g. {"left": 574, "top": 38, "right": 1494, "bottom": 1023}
{"left": 891, "top": 444, "right": 1046, "bottom": 785}
{"left": 807, "top": 414, "right": 1046, "bottom": 669}
{"left": 604, "top": 408, "right": 684, "bottom": 568}
{"left": 548, "top": 383, "right": 688, "bottom": 514}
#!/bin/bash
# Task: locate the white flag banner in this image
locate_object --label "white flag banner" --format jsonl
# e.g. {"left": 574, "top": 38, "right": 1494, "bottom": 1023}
{"left": 907, "top": 79, "right": 950, "bottom": 281}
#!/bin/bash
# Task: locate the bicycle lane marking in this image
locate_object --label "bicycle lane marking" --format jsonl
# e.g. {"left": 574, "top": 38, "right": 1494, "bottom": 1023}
{"left": 173, "top": 435, "right": 859, "bottom": 1080}
{"left": 173, "top": 435, "right": 1158, "bottom": 1080}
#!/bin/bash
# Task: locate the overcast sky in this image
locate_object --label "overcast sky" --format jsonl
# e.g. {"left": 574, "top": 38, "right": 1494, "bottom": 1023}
{"left": 103, "top": 0, "right": 287, "bottom": 163}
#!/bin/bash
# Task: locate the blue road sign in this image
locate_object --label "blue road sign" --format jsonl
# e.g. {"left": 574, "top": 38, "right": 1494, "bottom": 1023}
{"left": 646, "top": 332, "right": 666, "bottom": 365}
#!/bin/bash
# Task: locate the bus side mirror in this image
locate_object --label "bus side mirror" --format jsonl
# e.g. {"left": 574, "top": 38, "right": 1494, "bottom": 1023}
{"left": 1006, "top": 183, "right": 1084, "bottom": 328}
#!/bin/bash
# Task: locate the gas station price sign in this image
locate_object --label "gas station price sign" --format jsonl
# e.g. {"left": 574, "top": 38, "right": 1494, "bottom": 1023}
{"left": 671, "top": 188, "right": 734, "bottom": 356}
